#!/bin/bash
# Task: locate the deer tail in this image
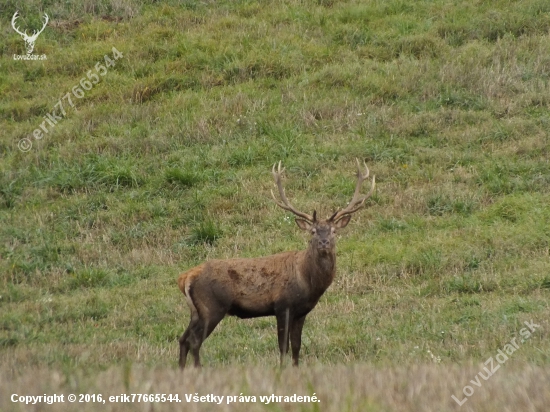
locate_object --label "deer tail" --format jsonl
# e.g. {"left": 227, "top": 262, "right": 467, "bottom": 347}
{"left": 177, "top": 264, "right": 205, "bottom": 316}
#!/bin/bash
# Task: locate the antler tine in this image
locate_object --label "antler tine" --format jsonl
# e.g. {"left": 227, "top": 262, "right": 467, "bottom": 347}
{"left": 271, "top": 161, "right": 314, "bottom": 222}
{"left": 330, "top": 158, "right": 376, "bottom": 222}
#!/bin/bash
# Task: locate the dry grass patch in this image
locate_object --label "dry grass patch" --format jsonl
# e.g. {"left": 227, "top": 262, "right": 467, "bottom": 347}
{"left": 1, "top": 364, "right": 550, "bottom": 411}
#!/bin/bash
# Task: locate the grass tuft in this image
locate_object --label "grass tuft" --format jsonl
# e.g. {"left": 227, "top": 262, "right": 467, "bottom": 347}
{"left": 188, "top": 219, "right": 223, "bottom": 245}
{"left": 164, "top": 168, "right": 200, "bottom": 188}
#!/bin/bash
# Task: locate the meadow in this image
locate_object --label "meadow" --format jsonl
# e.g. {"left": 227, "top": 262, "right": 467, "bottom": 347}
{"left": 1, "top": 0, "right": 549, "bottom": 410}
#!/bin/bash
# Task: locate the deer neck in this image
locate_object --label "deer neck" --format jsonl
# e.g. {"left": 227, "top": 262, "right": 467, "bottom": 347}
{"left": 299, "top": 244, "right": 336, "bottom": 294}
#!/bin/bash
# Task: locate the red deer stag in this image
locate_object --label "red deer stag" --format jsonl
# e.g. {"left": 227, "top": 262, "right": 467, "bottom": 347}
{"left": 177, "top": 160, "right": 375, "bottom": 368}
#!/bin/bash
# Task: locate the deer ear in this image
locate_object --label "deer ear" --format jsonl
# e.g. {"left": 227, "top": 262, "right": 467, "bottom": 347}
{"left": 295, "top": 218, "right": 313, "bottom": 231}
{"left": 333, "top": 214, "right": 351, "bottom": 229}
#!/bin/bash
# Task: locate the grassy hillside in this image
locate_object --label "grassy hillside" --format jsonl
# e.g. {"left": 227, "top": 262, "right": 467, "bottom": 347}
{"left": 1, "top": 0, "right": 550, "bottom": 410}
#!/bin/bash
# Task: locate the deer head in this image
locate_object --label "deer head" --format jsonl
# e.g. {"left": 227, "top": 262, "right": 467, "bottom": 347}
{"left": 11, "top": 11, "right": 49, "bottom": 55}
{"left": 271, "top": 159, "right": 376, "bottom": 257}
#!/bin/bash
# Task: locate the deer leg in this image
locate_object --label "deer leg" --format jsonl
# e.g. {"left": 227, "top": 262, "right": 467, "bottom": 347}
{"left": 290, "top": 315, "right": 306, "bottom": 366}
{"left": 276, "top": 309, "right": 291, "bottom": 366}
{"left": 179, "top": 314, "right": 199, "bottom": 370}
{"left": 188, "top": 311, "right": 225, "bottom": 368}
{"left": 178, "top": 329, "right": 191, "bottom": 369}
{"left": 189, "top": 319, "right": 207, "bottom": 368}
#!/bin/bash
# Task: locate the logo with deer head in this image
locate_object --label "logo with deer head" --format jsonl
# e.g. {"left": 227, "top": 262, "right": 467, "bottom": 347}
{"left": 11, "top": 11, "right": 49, "bottom": 55}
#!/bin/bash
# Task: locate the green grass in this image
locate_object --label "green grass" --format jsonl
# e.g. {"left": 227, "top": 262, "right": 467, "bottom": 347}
{"left": 1, "top": 0, "right": 550, "bottom": 409}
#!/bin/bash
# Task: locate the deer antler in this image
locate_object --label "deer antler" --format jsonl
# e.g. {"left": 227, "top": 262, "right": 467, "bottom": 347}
{"left": 33, "top": 13, "right": 49, "bottom": 38}
{"left": 271, "top": 161, "right": 315, "bottom": 222}
{"left": 11, "top": 12, "right": 49, "bottom": 40}
{"left": 11, "top": 11, "right": 27, "bottom": 38}
{"left": 329, "top": 159, "right": 375, "bottom": 222}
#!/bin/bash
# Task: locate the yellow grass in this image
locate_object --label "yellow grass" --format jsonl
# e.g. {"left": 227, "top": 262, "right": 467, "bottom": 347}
{"left": 1, "top": 363, "right": 549, "bottom": 411}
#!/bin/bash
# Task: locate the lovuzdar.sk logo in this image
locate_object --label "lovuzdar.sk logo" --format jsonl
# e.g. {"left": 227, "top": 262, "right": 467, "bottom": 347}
{"left": 11, "top": 11, "right": 48, "bottom": 61}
